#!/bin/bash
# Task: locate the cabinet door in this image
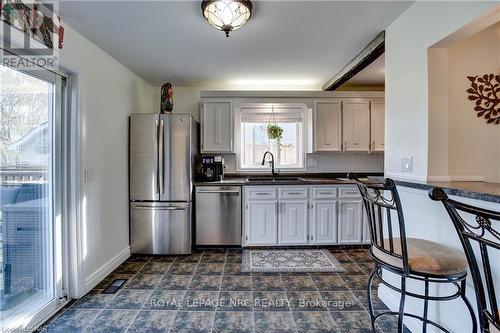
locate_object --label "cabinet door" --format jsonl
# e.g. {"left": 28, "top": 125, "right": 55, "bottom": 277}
{"left": 246, "top": 201, "right": 278, "bottom": 245}
{"left": 342, "top": 101, "right": 370, "bottom": 151}
{"left": 279, "top": 201, "right": 308, "bottom": 244}
{"left": 370, "top": 100, "right": 385, "bottom": 152}
{"left": 311, "top": 201, "right": 337, "bottom": 244}
{"left": 201, "top": 100, "right": 233, "bottom": 152}
{"left": 314, "top": 100, "right": 342, "bottom": 151}
{"left": 338, "top": 200, "right": 363, "bottom": 244}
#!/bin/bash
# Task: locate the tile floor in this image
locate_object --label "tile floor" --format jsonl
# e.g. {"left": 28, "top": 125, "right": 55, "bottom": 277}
{"left": 42, "top": 248, "right": 409, "bottom": 333}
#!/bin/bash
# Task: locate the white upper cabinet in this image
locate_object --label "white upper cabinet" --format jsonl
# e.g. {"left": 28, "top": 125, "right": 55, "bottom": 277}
{"left": 342, "top": 100, "right": 370, "bottom": 152}
{"left": 314, "top": 100, "right": 342, "bottom": 151}
{"left": 201, "top": 100, "right": 233, "bottom": 153}
{"left": 370, "top": 100, "right": 385, "bottom": 152}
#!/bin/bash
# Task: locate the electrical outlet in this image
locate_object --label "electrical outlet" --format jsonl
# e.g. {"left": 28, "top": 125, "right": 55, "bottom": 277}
{"left": 401, "top": 157, "right": 412, "bottom": 172}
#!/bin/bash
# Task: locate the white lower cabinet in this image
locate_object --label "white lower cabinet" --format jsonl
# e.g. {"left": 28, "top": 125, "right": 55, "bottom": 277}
{"left": 246, "top": 201, "right": 278, "bottom": 245}
{"left": 362, "top": 205, "right": 371, "bottom": 244}
{"left": 338, "top": 200, "right": 363, "bottom": 244}
{"left": 279, "top": 201, "right": 309, "bottom": 244}
{"left": 311, "top": 200, "right": 337, "bottom": 244}
{"left": 243, "top": 185, "right": 364, "bottom": 246}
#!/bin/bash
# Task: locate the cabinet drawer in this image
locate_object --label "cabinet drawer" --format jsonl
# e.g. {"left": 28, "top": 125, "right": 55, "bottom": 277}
{"left": 246, "top": 187, "right": 277, "bottom": 200}
{"left": 338, "top": 186, "right": 361, "bottom": 198}
{"left": 312, "top": 187, "right": 337, "bottom": 199}
{"left": 279, "top": 187, "right": 309, "bottom": 199}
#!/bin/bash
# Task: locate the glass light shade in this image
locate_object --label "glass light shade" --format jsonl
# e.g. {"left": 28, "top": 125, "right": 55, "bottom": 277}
{"left": 201, "top": 0, "right": 252, "bottom": 37}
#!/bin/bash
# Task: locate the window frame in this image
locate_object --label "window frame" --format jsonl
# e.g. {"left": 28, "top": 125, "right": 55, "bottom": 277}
{"left": 235, "top": 103, "right": 308, "bottom": 173}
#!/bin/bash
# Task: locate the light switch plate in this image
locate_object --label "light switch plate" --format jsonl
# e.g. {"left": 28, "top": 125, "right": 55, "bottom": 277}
{"left": 401, "top": 157, "right": 412, "bottom": 172}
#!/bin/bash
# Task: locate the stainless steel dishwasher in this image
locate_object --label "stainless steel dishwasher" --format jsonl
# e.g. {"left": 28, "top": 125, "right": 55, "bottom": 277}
{"left": 195, "top": 186, "right": 241, "bottom": 246}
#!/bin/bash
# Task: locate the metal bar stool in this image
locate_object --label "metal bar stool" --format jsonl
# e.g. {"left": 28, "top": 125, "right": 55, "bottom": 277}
{"left": 430, "top": 187, "right": 499, "bottom": 333}
{"left": 348, "top": 175, "right": 477, "bottom": 333}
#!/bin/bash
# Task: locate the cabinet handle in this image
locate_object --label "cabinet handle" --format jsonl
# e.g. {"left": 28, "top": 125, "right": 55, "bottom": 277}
{"left": 344, "top": 140, "right": 347, "bottom": 151}
{"left": 245, "top": 235, "right": 248, "bottom": 241}
{"left": 287, "top": 192, "right": 302, "bottom": 195}
{"left": 319, "top": 191, "right": 333, "bottom": 195}
{"left": 255, "top": 192, "right": 269, "bottom": 196}
{"left": 311, "top": 235, "right": 313, "bottom": 241}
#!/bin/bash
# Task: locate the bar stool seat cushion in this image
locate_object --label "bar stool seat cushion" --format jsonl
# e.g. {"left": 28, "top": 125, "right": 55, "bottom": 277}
{"left": 371, "top": 238, "right": 468, "bottom": 277}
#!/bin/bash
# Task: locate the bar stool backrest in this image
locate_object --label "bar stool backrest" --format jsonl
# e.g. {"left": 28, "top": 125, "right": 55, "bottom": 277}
{"left": 348, "top": 174, "right": 410, "bottom": 275}
{"left": 429, "top": 187, "right": 500, "bottom": 333}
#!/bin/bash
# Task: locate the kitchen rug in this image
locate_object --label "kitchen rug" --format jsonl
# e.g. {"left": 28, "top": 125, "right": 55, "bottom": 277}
{"left": 241, "top": 249, "right": 345, "bottom": 273}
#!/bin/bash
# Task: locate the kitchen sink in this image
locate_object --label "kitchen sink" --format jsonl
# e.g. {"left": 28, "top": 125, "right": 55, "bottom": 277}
{"left": 245, "top": 177, "right": 306, "bottom": 182}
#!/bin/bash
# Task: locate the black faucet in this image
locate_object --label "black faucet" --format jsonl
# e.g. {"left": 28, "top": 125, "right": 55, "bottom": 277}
{"left": 261, "top": 151, "right": 276, "bottom": 178}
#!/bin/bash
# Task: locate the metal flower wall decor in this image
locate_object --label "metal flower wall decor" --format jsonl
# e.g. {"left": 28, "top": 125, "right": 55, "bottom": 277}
{"left": 467, "top": 74, "right": 500, "bottom": 125}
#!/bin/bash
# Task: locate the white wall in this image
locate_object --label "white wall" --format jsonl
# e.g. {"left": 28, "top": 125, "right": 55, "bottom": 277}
{"left": 384, "top": 1, "right": 498, "bottom": 181}
{"left": 60, "top": 24, "right": 155, "bottom": 296}
{"left": 446, "top": 22, "right": 500, "bottom": 182}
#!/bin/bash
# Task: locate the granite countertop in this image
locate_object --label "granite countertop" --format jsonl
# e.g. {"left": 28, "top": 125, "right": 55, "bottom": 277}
{"left": 194, "top": 172, "right": 380, "bottom": 186}
{"left": 393, "top": 179, "right": 500, "bottom": 204}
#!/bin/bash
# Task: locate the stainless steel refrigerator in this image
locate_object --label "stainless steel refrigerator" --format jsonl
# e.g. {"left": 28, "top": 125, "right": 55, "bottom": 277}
{"left": 129, "top": 113, "right": 198, "bottom": 254}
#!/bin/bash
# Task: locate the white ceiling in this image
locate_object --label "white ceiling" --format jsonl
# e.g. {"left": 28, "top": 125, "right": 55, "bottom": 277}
{"left": 59, "top": 1, "right": 411, "bottom": 89}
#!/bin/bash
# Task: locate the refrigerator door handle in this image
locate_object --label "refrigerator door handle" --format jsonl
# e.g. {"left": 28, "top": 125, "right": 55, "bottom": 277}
{"left": 158, "top": 119, "right": 164, "bottom": 195}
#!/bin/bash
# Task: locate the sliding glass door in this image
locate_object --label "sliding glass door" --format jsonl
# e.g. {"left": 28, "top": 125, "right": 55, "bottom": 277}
{"left": 0, "top": 62, "right": 66, "bottom": 330}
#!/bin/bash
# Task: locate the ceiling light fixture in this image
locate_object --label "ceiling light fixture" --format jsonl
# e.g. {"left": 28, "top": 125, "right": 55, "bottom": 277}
{"left": 201, "top": 0, "right": 252, "bottom": 37}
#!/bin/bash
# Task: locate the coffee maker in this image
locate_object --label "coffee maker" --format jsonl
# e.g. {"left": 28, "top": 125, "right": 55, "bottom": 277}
{"left": 200, "top": 155, "right": 224, "bottom": 181}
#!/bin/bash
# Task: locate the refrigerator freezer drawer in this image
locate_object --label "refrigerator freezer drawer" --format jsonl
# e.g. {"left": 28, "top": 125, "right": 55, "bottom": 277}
{"left": 131, "top": 202, "right": 191, "bottom": 254}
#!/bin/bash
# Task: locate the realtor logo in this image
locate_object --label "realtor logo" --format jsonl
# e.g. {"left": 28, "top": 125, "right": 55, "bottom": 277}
{"left": 0, "top": 0, "right": 63, "bottom": 70}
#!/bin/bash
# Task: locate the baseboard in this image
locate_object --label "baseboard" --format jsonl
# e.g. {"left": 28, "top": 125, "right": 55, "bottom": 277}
{"left": 427, "top": 175, "right": 485, "bottom": 182}
{"left": 84, "top": 246, "right": 131, "bottom": 293}
{"left": 378, "top": 285, "right": 422, "bottom": 333}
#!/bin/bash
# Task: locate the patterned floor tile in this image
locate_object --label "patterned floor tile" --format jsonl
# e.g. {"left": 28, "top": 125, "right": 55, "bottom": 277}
{"left": 174, "top": 252, "right": 203, "bottom": 263}
{"left": 107, "top": 289, "right": 153, "bottom": 309}
{"left": 282, "top": 275, "right": 317, "bottom": 291}
{"left": 331, "top": 310, "right": 372, "bottom": 333}
{"left": 329, "top": 251, "right": 353, "bottom": 263}
{"left": 374, "top": 311, "right": 411, "bottom": 333}
{"left": 347, "top": 250, "right": 373, "bottom": 263}
{"left": 218, "top": 291, "right": 253, "bottom": 311}
{"left": 224, "top": 263, "right": 251, "bottom": 275}
{"left": 85, "top": 309, "right": 139, "bottom": 333}
{"left": 320, "top": 291, "right": 364, "bottom": 311}
{"left": 181, "top": 290, "right": 219, "bottom": 311}
{"left": 352, "top": 290, "right": 389, "bottom": 311}
{"left": 124, "top": 274, "right": 162, "bottom": 289}
{"left": 44, "top": 309, "right": 101, "bottom": 333}
{"left": 254, "top": 311, "right": 296, "bottom": 333}
{"left": 253, "top": 291, "right": 290, "bottom": 311}
{"left": 126, "top": 254, "right": 152, "bottom": 263}
{"left": 221, "top": 275, "right": 253, "bottom": 291}
{"left": 340, "top": 274, "right": 378, "bottom": 291}
{"left": 213, "top": 311, "right": 254, "bottom": 333}
{"left": 292, "top": 311, "right": 339, "bottom": 332}
{"left": 170, "top": 311, "right": 215, "bottom": 332}
{"left": 189, "top": 274, "right": 222, "bottom": 290}
{"left": 93, "top": 274, "right": 134, "bottom": 290}
{"left": 288, "top": 291, "right": 327, "bottom": 311}
{"left": 143, "top": 290, "right": 186, "bottom": 310}
{"left": 357, "top": 261, "right": 375, "bottom": 274}
{"left": 226, "top": 252, "right": 242, "bottom": 263}
{"left": 127, "top": 310, "right": 176, "bottom": 333}
{"left": 338, "top": 262, "right": 366, "bottom": 275}
{"left": 138, "top": 262, "right": 172, "bottom": 274}
{"left": 311, "top": 274, "right": 348, "bottom": 291}
{"left": 113, "top": 262, "right": 145, "bottom": 274}
{"left": 158, "top": 274, "right": 193, "bottom": 290}
{"left": 71, "top": 290, "right": 115, "bottom": 309}
{"left": 148, "top": 255, "right": 176, "bottom": 263}
{"left": 201, "top": 252, "right": 227, "bottom": 263}
{"left": 252, "top": 276, "right": 284, "bottom": 291}
{"left": 168, "top": 263, "right": 199, "bottom": 275}
{"left": 196, "top": 262, "right": 225, "bottom": 275}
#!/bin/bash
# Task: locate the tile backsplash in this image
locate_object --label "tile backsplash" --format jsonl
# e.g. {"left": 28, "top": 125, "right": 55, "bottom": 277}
{"left": 219, "top": 152, "right": 384, "bottom": 174}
